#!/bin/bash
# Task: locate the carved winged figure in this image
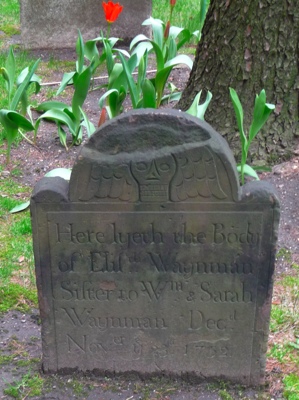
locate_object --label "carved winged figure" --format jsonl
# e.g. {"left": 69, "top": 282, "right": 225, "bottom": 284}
{"left": 77, "top": 147, "right": 227, "bottom": 202}
{"left": 79, "top": 163, "right": 139, "bottom": 202}
{"left": 170, "top": 147, "right": 227, "bottom": 201}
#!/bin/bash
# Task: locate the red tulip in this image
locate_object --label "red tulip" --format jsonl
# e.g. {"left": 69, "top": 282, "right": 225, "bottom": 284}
{"left": 102, "top": 1, "right": 123, "bottom": 23}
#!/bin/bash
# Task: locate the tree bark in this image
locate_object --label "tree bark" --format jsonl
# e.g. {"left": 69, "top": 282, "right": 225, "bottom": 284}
{"left": 178, "top": 0, "right": 299, "bottom": 162}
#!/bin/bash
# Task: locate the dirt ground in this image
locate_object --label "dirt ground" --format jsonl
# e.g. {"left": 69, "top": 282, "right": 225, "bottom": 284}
{"left": 0, "top": 48, "right": 299, "bottom": 399}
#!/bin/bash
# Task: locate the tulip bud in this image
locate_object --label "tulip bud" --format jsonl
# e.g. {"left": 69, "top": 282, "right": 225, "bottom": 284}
{"left": 98, "top": 107, "right": 107, "bottom": 127}
{"left": 170, "top": 0, "right": 176, "bottom": 6}
{"left": 164, "top": 21, "right": 170, "bottom": 39}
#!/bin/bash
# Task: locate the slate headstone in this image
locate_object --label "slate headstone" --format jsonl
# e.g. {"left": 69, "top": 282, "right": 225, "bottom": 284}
{"left": 31, "top": 109, "right": 280, "bottom": 385}
{"left": 20, "top": 0, "right": 151, "bottom": 49}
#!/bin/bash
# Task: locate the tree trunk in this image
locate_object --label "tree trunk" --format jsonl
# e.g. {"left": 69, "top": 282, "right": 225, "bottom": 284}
{"left": 178, "top": 0, "right": 299, "bottom": 162}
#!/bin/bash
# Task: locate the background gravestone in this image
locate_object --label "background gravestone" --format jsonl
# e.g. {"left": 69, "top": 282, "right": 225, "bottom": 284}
{"left": 31, "top": 109, "right": 280, "bottom": 385}
{"left": 20, "top": 0, "right": 151, "bottom": 49}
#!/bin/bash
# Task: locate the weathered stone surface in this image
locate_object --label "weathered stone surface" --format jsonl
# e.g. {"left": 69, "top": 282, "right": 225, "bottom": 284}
{"left": 31, "top": 109, "right": 280, "bottom": 385}
{"left": 20, "top": 0, "right": 151, "bottom": 49}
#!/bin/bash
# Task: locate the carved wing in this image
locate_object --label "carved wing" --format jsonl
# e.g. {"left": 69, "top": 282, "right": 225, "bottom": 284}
{"left": 79, "top": 163, "right": 139, "bottom": 202}
{"left": 170, "top": 147, "right": 227, "bottom": 201}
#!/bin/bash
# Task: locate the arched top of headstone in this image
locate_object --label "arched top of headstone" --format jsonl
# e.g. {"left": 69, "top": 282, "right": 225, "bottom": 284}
{"left": 69, "top": 109, "right": 240, "bottom": 203}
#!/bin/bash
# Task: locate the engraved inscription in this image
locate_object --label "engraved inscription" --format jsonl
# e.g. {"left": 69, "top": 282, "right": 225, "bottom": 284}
{"left": 48, "top": 211, "right": 261, "bottom": 376}
{"left": 189, "top": 309, "right": 239, "bottom": 331}
{"left": 62, "top": 307, "right": 168, "bottom": 331}
{"left": 185, "top": 340, "right": 232, "bottom": 359}
{"left": 53, "top": 217, "right": 262, "bottom": 248}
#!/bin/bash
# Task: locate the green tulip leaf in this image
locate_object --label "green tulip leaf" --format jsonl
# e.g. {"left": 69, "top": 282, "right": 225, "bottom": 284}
{"left": 38, "top": 109, "right": 75, "bottom": 133}
{"left": 80, "top": 106, "right": 96, "bottom": 137}
{"left": 169, "top": 26, "right": 185, "bottom": 39}
{"left": 71, "top": 65, "right": 92, "bottom": 121}
{"left": 10, "top": 58, "right": 40, "bottom": 111}
{"left": 76, "top": 30, "right": 85, "bottom": 74}
{"left": 118, "top": 53, "right": 138, "bottom": 108}
{"left": 155, "top": 66, "right": 173, "bottom": 107}
{"left": 99, "top": 88, "right": 119, "bottom": 109}
{"left": 149, "top": 40, "right": 165, "bottom": 72}
{"left": 131, "top": 41, "right": 153, "bottom": 65}
{"left": 186, "top": 90, "right": 212, "bottom": 120}
{"left": 167, "top": 38, "right": 177, "bottom": 62}
{"left": 103, "top": 38, "right": 115, "bottom": 77}
{"left": 35, "top": 101, "right": 70, "bottom": 112}
{"left": 141, "top": 79, "right": 156, "bottom": 108}
{"left": 10, "top": 201, "right": 30, "bottom": 214}
{"left": 142, "top": 17, "right": 163, "bottom": 49}
{"left": 113, "top": 48, "right": 130, "bottom": 58}
{"left": 0, "top": 109, "right": 35, "bottom": 131}
{"left": 249, "top": 89, "right": 275, "bottom": 142}
{"left": 44, "top": 168, "right": 72, "bottom": 180}
{"left": 57, "top": 123, "right": 68, "bottom": 149}
{"left": 130, "top": 34, "right": 149, "bottom": 50}
{"left": 108, "top": 37, "right": 119, "bottom": 48}
{"left": 0, "top": 110, "right": 34, "bottom": 163}
{"left": 175, "top": 28, "right": 192, "bottom": 50}
{"left": 229, "top": 87, "right": 247, "bottom": 148}
{"left": 84, "top": 39, "right": 99, "bottom": 62}
{"left": 3, "top": 46, "right": 15, "bottom": 100}
{"left": 237, "top": 164, "right": 260, "bottom": 180}
{"left": 165, "top": 54, "right": 193, "bottom": 69}
{"left": 160, "top": 91, "right": 182, "bottom": 105}
{"left": 56, "top": 71, "right": 76, "bottom": 95}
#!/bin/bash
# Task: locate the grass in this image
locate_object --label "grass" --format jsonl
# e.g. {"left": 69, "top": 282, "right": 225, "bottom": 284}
{"left": 153, "top": 0, "right": 208, "bottom": 34}
{"left": 267, "top": 256, "right": 299, "bottom": 397}
{"left": 0, "top": 166, "right": 36, "bottom": 312}
{"left": 3, "top": 372, "right": 44, "bottom": 399}
{"left": 0, "top": 0, "right": 20, "bottom": 39}
{"left": 284, "top": 374, "right": 299, "bottom": 400}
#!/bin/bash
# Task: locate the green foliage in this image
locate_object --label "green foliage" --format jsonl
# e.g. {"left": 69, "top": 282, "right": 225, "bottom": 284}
{"left": 44, "top": 167, "right": 72, "bottom": 180}
{"left": 186, "top": 90, "right": 212, "bottom": 120}
{"left": 229, "top": 88, "right": 275, "bottom": 184}
{"left": 270, "top": 267, "right": 299, "bottom": 334}
{"left": 284, "top": 374, "right": 299, "bottom": 400}
{"left": 56, "top": 30, "right": 106, "bottom": 95}
{"left": 98, "top": 0, "right": 207, "bottom": 120}
{"left": 10, "top": 201, "right": 30, "bottom": 213}
{"left": 3, "top": 372, "right": 43, "bottom": 399}
{"left": 0, "top": 284, "right": 38, "bottom": 313}
{"left": 268, "top": 266, "right": 299, "bottom": 396}
{"left": 276, "top": 247, "right": 293, "bottom": 263}
{"left": 35, "top": 32, "right": 100, "bottom": 148}
{"left": 0, "top": 47, "right": 41, "bottom": 163}
{"left": 0, "top": 175, "right": 34, "bottom": 284}
{"left": 98, "top": 48, "right": 136, "bottom": 118}
{"left": 0, "top": 0, "right": 20, "bottom": 45}
{"left": 130, "top": 17, "right": 196, "bottom": 108}
{"left": 99, "top": 12, "right": 199, "bottom": 119}
{"left": 152, "top": 0, "right": 209, "bottom": 38}
{"left": 11, "top": 215, "right": 32, "bottom": 235}
{"left": 219, "top": 390, "right": 234, "bottom": 400}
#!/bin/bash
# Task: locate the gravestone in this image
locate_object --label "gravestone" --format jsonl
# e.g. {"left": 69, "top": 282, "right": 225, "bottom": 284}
{"left": 31, "top": 109, "right": 280, "bottom": 385}
{"left": 20, "top": 0, "right": 151, "bottom": 49}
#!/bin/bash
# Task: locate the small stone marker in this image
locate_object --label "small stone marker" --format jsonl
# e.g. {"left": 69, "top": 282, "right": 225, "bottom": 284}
{"left": 20, "top": 0, "right": 151, "bottom": 49}
{"left": 31, "top": 109, "right": 280, "bottom": 385}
